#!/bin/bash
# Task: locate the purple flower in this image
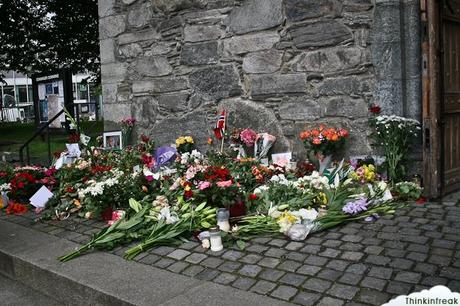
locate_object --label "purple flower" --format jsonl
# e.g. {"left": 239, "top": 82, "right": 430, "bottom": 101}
{"left": 342, "top": 197, "right": 368, "bottom": 215}
{"left": 364, "top": 213, "right": 380, "bottom": 222}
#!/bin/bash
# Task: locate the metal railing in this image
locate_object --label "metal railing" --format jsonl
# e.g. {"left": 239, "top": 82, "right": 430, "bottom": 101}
{"left": 19, "top": 102, "right": 98, "bottom": 166}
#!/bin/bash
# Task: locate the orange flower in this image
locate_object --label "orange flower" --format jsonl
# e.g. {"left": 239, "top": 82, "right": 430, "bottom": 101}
{"left": 312, "top": 138, "right": 322, "bottom": 145}
{"left": 319, "top": 124, "right": 326, "bottom": 131}
{"left": 311, "top": 130, "right": 320, "bottom": 137}
{"left": 207, "top": 137, "right": 213, "bottom": 145}
{"left": 331, "top": 134, "right": 339, "bottom": 141}
{"left": 6, "top": 202, "right": 28, "bottom": 215}
{"left": 300, "top": 131, "right": 310, "bottom": 140}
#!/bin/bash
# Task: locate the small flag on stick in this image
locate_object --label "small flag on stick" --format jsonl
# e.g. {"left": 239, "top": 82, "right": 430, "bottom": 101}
{"left": 214, "top": 110, "right": 226, "bottom": 140}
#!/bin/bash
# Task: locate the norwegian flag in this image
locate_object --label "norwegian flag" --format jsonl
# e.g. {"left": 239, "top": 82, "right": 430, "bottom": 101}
{"left": 214, "top": 110, "right": 226, "bottom": 140}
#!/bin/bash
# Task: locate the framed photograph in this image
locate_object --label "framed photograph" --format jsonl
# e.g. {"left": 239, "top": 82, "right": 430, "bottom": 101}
{"left": 103, "top": 131, "right": 123, "bottom": 150}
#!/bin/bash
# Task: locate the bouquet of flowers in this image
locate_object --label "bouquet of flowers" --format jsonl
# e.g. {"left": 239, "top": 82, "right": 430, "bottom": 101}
{"left": 175, "top": 136, "right": 195, "bottom": 154}
{"left": 369, "top": 113, "right": 420, "bottom": 183}
{"left": 120, "top": 117, "right": 136, "bottom": 146}
{"left": 299, "top": 124, "right": 349, "bottom": 156}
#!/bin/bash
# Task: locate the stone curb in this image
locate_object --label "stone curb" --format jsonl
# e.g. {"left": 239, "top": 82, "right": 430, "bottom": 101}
{"left": 0, "top": 220, "right": 293, "bottom": 306}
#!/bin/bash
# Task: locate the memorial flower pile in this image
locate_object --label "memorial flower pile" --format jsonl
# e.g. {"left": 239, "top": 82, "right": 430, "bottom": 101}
{"left": 0, "top": 122, "right": 423, "bottom": 262}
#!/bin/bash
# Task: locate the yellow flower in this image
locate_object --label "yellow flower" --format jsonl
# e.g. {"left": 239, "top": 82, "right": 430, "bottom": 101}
{"left": 350, "top": 171, "right": 359, "bottom": 180}
{"left": 314, "top": 192, "right": 328, "bottom": 205}
{"left": 175, "top": 137, "right": 186, "bottom": 146}
{"left": 184, "top": 185, "right": 191, "bottom": 192}
{"left": 73, "top": 199, "right": 81, "bottom": 207}
{"left": 277, "top": 211, "right": 298, "bottom": 224}
{"left": 363, "top": 165, "right": 376, "bottom": 182}
{"left": 185, "top": 136, "right": 194, "bottom": 143}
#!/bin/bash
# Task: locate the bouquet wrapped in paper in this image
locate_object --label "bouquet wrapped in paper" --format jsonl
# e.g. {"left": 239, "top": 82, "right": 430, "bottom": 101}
{"left": 254, "top": 133, "right": 276, "bottom": 160}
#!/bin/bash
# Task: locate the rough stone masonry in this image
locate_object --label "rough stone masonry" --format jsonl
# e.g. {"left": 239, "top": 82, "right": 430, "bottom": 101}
{"left": 99, "top": 0, "right": 421, "bottom": 158}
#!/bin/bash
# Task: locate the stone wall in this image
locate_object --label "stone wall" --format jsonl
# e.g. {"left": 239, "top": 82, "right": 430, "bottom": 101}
{"left": 99, "top": 0, "right": 421, "bottom": 159}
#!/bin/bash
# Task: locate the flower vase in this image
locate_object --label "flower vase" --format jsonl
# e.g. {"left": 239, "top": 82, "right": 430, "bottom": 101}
{"left": 318, "top": 154, "right": 332, "bottom": 173}
{"left": 122, "top": 128, "right": 132, "bottom": 147}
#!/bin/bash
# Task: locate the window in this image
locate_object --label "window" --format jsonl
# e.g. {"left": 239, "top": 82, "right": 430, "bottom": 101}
{"left": 16, "top": 85, "right": 28, "bottom": 103}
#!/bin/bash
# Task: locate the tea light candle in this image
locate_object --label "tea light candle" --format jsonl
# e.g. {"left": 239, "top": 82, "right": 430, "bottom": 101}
{"left": 216, "top": 208, "right": 230, "bottom": 232}
{"left": 209, "top": 227, "right": 223, "bottom": 252}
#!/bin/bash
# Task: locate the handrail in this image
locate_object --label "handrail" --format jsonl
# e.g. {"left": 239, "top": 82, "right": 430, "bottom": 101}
{"left": 19, "top": 102, "right": 98, "bottom": 166}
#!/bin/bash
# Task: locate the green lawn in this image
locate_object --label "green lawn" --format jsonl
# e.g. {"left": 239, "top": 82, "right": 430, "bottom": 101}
{"left": 0, "top": 121, "right": 104, "bottom": 164}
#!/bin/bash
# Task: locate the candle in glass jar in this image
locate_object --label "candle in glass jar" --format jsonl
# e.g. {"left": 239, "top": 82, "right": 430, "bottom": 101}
{"left": 209, "top": 228, "right": 223, "bottom": 252}
{"left": 216, "top": 208, "right": 230, "bottom": 232}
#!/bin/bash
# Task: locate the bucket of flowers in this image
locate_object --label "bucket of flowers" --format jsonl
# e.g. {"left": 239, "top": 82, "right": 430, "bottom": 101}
{"left": 299, "top": 124, "right": 349, "bottom": 173}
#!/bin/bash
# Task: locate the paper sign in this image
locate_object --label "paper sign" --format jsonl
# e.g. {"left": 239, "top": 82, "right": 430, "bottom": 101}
{"left": 29, "top": 186, "right": 54, "bottom": 208}
{"left": 272, "top": 152, "right": 292, "bottom": 167}
{"left": 155, "top": 146, "right": 176, "bottom": 168}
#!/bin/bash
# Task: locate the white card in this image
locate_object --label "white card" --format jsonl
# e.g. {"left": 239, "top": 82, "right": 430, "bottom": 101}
{"left": 66, "top": 143, "right": 81, "bottom": 158}
{"left": 29, "top": 186, "right": 54, "bottom": 208}
{"left": 272, "top": 152, "right": 292, "bottom": 167}
{"left": 80, "top": 134, "right": 91, "bottom": 146}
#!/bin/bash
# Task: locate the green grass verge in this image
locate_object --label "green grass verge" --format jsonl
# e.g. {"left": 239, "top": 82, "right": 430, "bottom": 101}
{"left": 0, "top": 121, "right": 104, "bottom": 162}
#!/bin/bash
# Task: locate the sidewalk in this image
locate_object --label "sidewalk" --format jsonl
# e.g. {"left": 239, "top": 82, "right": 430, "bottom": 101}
{"left": 0, "top": 196, "right": 459, "bottom": 306}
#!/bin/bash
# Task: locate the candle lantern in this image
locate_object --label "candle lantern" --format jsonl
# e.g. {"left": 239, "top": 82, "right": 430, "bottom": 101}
{"left": 216, "top": 208, "right": 230, "bottom": 232}
{"left": 209, "top": 227, "right": 223, "bottom": 252}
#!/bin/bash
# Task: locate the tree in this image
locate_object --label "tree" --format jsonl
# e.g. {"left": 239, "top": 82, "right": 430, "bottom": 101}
{"left": 0, "top": 0, "right": 99, "bottom": 83}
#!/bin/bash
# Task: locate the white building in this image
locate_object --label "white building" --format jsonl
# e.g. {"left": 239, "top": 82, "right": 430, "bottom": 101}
{"left": 1, "top": 71, "right": 100, "bottom": 123}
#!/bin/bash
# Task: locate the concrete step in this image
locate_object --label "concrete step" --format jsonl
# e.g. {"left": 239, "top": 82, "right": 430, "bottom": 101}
{"left": 0, "top": 273, "right": 60, "bottom": 306}
{"left": 0, "top": 220, "right": 292, "bottom": 306}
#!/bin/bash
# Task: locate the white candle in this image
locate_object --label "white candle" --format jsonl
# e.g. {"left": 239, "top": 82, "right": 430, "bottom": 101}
{"left": 217, "top": 220, "right": 231, "bottom": 232}
{"left": 210, "top": 229, "right": 223, "bottom": 252}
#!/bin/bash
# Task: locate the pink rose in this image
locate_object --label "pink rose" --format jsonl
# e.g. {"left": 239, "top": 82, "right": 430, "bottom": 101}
{"left": 112, "top": 210, "right": 125, "bottom": 221}
{"left": 198, "top": 181, "right": 211, "bottom": 190}
{"left": 216, "top": 180, "right": 233, "bottom": 188}
{"left": 240, "top": 128, "right": 257, "bottom": 147}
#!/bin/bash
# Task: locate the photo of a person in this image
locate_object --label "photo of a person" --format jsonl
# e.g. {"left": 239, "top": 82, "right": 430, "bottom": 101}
{"left": 106, "top": 136, "right": 120, "bottom": 148}
{"left": 103, "top": 131, "right": 123, "bottom": 150}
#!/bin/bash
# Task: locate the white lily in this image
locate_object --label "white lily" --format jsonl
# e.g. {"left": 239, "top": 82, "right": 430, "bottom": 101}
{"left": 159, "top": 206, "right": 179, "bottom": 224}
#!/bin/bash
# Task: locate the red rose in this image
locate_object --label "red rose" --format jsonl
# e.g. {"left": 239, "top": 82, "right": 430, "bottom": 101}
{"left": 369, "top": 105, "right": 381, "bottom": 114}
{"left": 248, "top": 194, "right": 258, "bottom": 201}
{"left": 140, "top": 134, "right": 150, "bottom": 143}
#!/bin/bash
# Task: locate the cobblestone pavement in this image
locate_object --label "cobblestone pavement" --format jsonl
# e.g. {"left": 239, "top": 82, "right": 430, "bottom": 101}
{"left": 1, "top": 197, "right": 459, "bottom": 306}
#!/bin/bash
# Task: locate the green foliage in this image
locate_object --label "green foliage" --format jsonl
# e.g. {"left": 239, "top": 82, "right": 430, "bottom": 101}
{"left": 0, "top": 0, "right": 99, "bottom": 82}
{"left": 394, "top": 181, "right": 423, "bottom": 200}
